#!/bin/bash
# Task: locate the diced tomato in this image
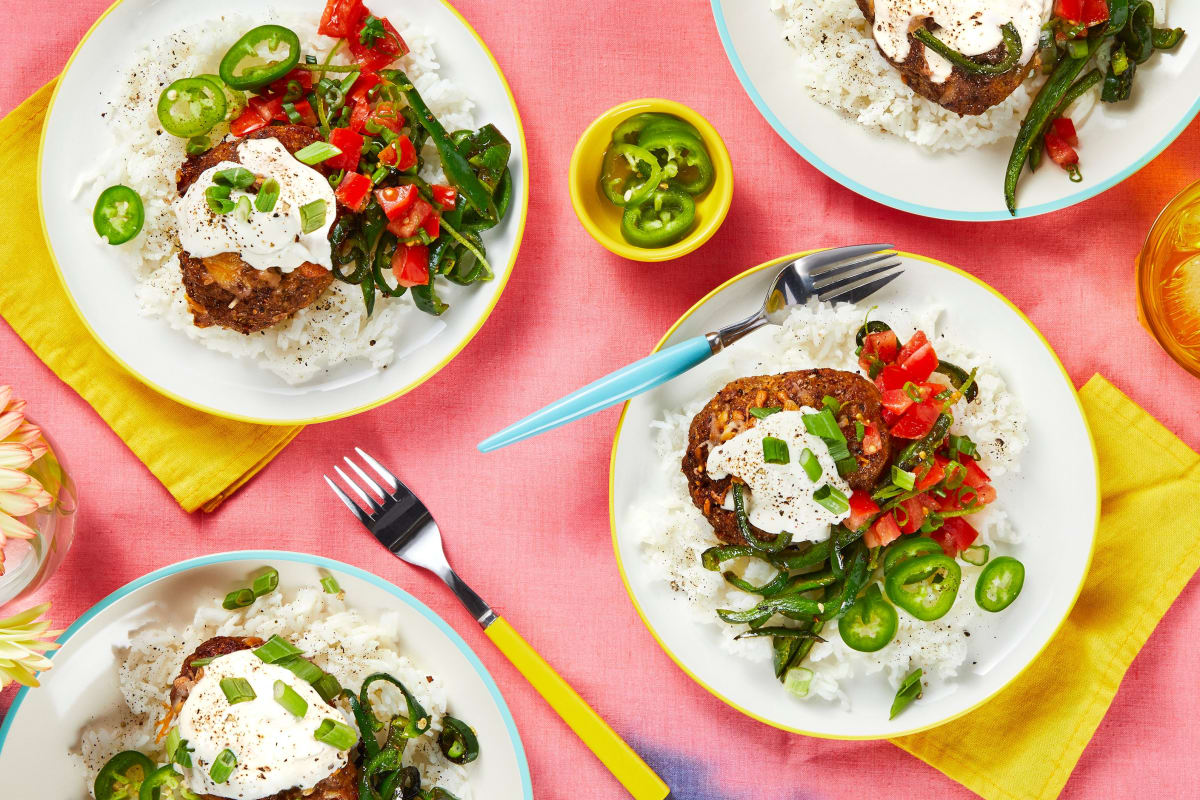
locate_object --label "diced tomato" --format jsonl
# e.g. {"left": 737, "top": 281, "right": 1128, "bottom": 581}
{"left": 896, "top": 330, "right": 928, "bottom": 365}
{"left": 230, "top": 107, "right": 269, "bottom": 137}
{"left": 861, "top": 423, "right": 883, "bottom": 456}
{"left": 420, "top": 211, "right": 440, "bottom": 240}
{"left": 393, "top": 134, "right": 417, "bottom": 171}
{"left": 881, "top": 389, "right": 913, "bottom": 415}
{"left": 961, "top": 456, "right": 990, "bottom": 488}
{"left": 915, "top": 456, "right": 948, "bottom": 492}
{"left": 374, "top": 184, "right": 417, "bottom": 221}
{"left": 1053, "top": 0, "right": 1083, "bottom": 23}
{"left": 368, "top": 103, "right": 404, "bottom": 133}
{"left": 899, "top": 342, "right": 938, "bottom": 382}
{"left": 858, "top": 330, "right": 900, "bottom": 373}
{"left": 1044, "top": 130, "right": 1079, "bottom": 169}
{"left": 348, "top": 13, "right": 409, "bottom": 71}
{"left": 268, "top": 68, "right": 313, "bottom": 97}
{"left": 1081, "top": 0, "right": 1109, "bottom": 25}
{"left": 864, "top": 512, "right": 902, "bottom": 549}
{"left": 391, "top": 244, "right": 430, "bottom": 288}
{"left": 334, "top": 172, "right": 372, "bottom": 212}
{"left": 386, "top": 196, "right": 433, "bottom": 238}
{"left": 327, "top": 127, "right": 364, "bottom": 172}
{"left": 846, "top": 491, "right": 880, "bottom": 532}
{"left": 881, "top": 407, "right": 900, "bottom": 427}
{"left": 889, "top": 401, "right": 941, "bottom": 439}
{"left": 931, "top": 517, "right": 979, "bottom": 557}
{"left": 431, "top": 185, "right": 457, "bottom": 210}
{"left": 347, "top": 71, "right": 381, "bottom": 106}
{"left": 875, "top": 365, "right": 912, "bottom": 393}
{"left": 349, "top": 101, "right": 371, "bottom": 133}
{"left": 975, "top": 484, "right": 997, "bottom": 505}
{"left": 898, "top": 496, "right": 929, "bottom": 534}
{"left": 1051, "top": 117, "right": 1079, "bottom": 147}
{"left": 319, "top": 0, "right": 364, "bottom": 37}
{"left": 290, "top": 100, "right": 318, "bottom": 127}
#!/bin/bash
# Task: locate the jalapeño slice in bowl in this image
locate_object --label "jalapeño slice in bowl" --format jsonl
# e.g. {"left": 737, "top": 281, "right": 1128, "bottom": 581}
{"left": 636, "top": 127, "right": 714, "bottom": 196}
{"left": 611, "top": 112, "right": 701, "bottom": 145}
{"left": 93, "top": 185, "right": 145, "bottom": 245}
{"left": 885, "top": 553, "right": 962, "bottom": 621}
{"left": 600, "top": 143, "right": 662, "bottom": 207}
{"left": 620, "top": 184, "right": 696, "bottom": 248}
{"left": 156, "top": 77, "right": 227, "bottom": 138}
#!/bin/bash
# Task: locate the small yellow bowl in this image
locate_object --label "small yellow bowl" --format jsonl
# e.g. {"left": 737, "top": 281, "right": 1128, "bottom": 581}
{"left": 568, "top": 98, "right": 733, "bottom": 262}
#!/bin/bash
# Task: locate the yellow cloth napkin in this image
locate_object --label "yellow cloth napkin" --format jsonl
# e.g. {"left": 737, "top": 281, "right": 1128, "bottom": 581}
{"left": 0, "top": 82, "right": 301, "bottom": 512}
{"left": 894, "top": 374, "right": 1200, "bottom": 800}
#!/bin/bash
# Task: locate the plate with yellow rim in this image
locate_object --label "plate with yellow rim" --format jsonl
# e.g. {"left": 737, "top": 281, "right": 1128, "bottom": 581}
{"left": 38, "top": 0, "right": 526, "bottom": 424}
{"left": 609, "top": 251, "right": 1098, "bottom": 738}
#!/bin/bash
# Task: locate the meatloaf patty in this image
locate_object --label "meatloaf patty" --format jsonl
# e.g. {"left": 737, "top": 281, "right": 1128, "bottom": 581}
{"left": 854, "top": 0, "right": 1038, "bottom": 116}
{"left": 176, "top": 125, "right": 335, "bottom": 335}
{"left": 682, "top": 369, "right": 891, "bottom": 545}
{"left": 169, "top": 635, "right": 360, "bottom": 800}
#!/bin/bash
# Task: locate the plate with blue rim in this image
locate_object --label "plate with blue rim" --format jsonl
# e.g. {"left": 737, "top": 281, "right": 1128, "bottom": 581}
{"left": 0, "top": 550, "right": 532, "bottom": 798}
{"left": 710, "top": 0, "right": 1200, "bottom": 220}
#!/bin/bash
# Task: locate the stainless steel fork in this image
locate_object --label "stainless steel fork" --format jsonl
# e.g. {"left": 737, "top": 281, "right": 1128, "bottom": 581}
{"left": 326, "top": 448, "right": 670, "bottom": 800}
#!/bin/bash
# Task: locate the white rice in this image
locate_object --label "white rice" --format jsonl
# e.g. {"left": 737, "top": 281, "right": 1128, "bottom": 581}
{"left": 633, "top": 301, "right": 1029, "bottom": 706}
{"left": 80, "top": 10, "right": 478, "bottom": 384}
{"left": 77, "top": 588, "right": 474, "bottom": 799}
{"left": 764, "top": 0, "right": 1173, "bottom": 152}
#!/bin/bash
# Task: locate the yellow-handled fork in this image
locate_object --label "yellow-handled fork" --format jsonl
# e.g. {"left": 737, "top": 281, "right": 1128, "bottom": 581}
{"left": 326, "top": 447, "right": 669, "bottom": 799}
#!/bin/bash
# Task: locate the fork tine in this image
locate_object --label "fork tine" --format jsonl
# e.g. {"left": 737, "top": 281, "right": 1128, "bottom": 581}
{"left": 813, "top": 261, "right": 899, "bottom": 295}
{"left": 797, "top": 243, "right": 895, "bottom": 273}
{"left": 344, "top": 456, "right": 389, "bottom": 500}
{"left": 809, "top": 253, "right": 895, "bottom": 282}
{"left": 820, "top": 269, "right": 904, "bottom": 305}
{"left": 335, "top": 465, "right": 383, "bottom": 514}
{"left": 324, "top": 474, "right": 373, "bottom": 526}
{"left": 355, "top": 447, "right": 399, "bottom": 492}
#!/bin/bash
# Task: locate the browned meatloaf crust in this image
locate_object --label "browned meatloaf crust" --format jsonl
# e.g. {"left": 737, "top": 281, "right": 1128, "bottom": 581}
{"left": 854, "top": 0, "right": 1038, "bottom": 116}
{"left": 681, "top": 369, "right": 891, "bottom": 545}
{"left": 169, "top": 635, "right": 360, "bottom": 800}
{"left": 175, "top": 125, "right": 335, "bottom": 335}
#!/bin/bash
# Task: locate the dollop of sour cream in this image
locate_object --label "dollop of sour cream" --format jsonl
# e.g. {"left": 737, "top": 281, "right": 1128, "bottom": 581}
{"left": 178, "top": 649, "right": 350, "bottom": 800}
{"left": 870, "top": 0, "right": 1052, "bottom": 83}
{"left": 175, "top": 138, "right": 336, "bottom": 272}
{"left": 706, "top": 408, "right": 851, "bottom": 542}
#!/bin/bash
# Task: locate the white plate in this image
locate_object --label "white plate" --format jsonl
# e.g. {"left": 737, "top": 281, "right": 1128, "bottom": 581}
{"left": 711, "top": 0, "right": 1200, "bottom": 220}
{"left": 0, "top": 551, "right": 531, "bottom": 797}
{"left": 39, "top": 0, "right": 527, "bottom": 423}
{"left": 609, "top": 252, "right": 1098, "bottom": 738}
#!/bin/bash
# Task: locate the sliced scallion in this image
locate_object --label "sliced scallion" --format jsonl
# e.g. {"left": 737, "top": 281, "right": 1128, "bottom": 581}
{"left": 275, "top": 655, "right": 325, "bottom": 684}
{"left": 801, "top": 408, "right": 840, "bottom": 440}
{"left": 255, "top": 178, "right": 280, "bottom": 213}
{"left": 890, "top": 668, "right": 923, "bottom": 719}
{"left": 961, "top": 544, "right": 990, "bottom": 566}
{"left": 783, "top": 666, "right": 813, "bottom": 697}
{"left": 821, "top": 395, "right": 841, "bottom": 414}
{"left": 749, "top": 406, "right": 782, "bottom": 420}
{"left": 185, "top": 135, "right": 210, "bottom": 155}
{"left": 219, "top": 677, "right": 256, "bottom": 705}
{"left": 948, "top": 434, "right": 978, "bottom": 460}
{"left": 855, "top": 420, "right": 865, "bottom": 441}
{"left": 222, "top": 588, "right": 255, "bottom": 610}
{"left": 299, "top": 199, "right": 326, "bottom": 234}
{"left": 253, "top": 634, "right": 301, "bottom": 664}
{"left": 294, "top": 141, "right": 343, "bottom": 165}
{"left": 251, "top": 567, "right": 279, "bottom": 597}
{"left": 205, "top": 184, "right": 234, "bottom": 214}
{"left": 214, "top": 166, "right": 255, "bottom": 189}
{"left": 311, "top": 672, "right": 342, "bottom": 704}
{"left": 233, "top": 195, "right": 252, "bottom": 222}
{"left": 313, "top": 718, "right": 358, "bottom": 750}
{"left": 762, "top": 436, "right": 790, "bottom": 465}
{"left": 813, "top": 484, "right": 849, "bottom": 515}
{"left": 165, "top": 726, "right": 192, "bottom": 768}
{"left": 798, "top": 448, "right": 822, "bottom": 482}
{"left": 210, "top": 749, "right": 237, "bottom": 784}
{"left": 273, "top": 679, "right": 309, "bottom": 718}
{"left": 189, "top": 656, "right": 215, "bottom": 668}
{"left": 903, "top": 381, "right": 923, "bottom": 403}
{"left": 320, "top": 576, "right": 342, "bottom": 594}
{"left": 891, "top": 466, "right": 916, "bottom": 492}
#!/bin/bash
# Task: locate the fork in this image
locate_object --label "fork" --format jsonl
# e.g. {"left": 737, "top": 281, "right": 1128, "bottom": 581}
{"left": 326, "top": 448, "right": 670, "bottom": 800}
{"left": 477, "top": 244, "right": 903, "bottom": 452}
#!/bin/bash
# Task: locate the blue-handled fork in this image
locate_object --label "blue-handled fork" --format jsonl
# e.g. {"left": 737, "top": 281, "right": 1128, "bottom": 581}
{"left": 478, "top": 244, "right": 902, "bottom": 453}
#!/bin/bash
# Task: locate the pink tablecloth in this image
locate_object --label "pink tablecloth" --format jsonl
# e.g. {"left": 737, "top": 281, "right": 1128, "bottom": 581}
{"left": 3, "top": 2, "right": 1200, "bottom": 797}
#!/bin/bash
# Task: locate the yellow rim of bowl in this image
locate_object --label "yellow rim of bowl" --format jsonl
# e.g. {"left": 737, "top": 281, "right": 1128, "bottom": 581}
{"left": 36, "top": 0, "right": 530, "bottom": 426}
{"left": 568, "top": 97, "right": 733, "bottom": 263}
{"left": 607, "top": 250, "right": 1101, "bottom": 740}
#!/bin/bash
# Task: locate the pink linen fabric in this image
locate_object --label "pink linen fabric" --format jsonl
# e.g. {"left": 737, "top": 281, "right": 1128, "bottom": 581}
{"left": 2, "top": 1, "right": 1200, "bottom": 798}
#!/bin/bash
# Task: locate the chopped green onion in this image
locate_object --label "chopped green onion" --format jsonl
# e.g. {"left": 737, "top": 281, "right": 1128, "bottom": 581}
{"left": 313, "top": 718, "right": 358, "bottom": 750}
{"left": 943, "top": 460, "right": 967, "bottom": 490}
{"left": 185, "top": 135, "right": 210, "bottom": 155}
{"left": 205, "top": 184, "right": 235, "bottom": 214}
{"left": 798, "top": 448, "right": 822, "bottom": 482}
{"left": 165, "top": 726, "right": 192, "bottom": 768}
{"left": 233, "top": 195, "right": 252, "bottom": 222}
{"left": 253, "top": 634, "right": 302, "bottom": 664}
{"left": 311, "top": 672, "right": 342, "bottom": 704}
{"left": 1111, "top": 45, "right": 1130, "bottom": 76}
{"left": 783, "top": 666, "right": 814, "bottom": 697}
{"left": 214, "top": 166, "right": 255, "bottom": 189}
{"left": 210, "top": 749, "right": 237, "bottom": 784}
{"left": 948, "top": 434, "right": 978, "bottom": 460}
{"left": 802, "top": 408, "right": 840, "bottom": 440}
{"left": 762, "top": 436, "right": 790, "bottom": 465}
{"left": 189, "top": 657, "right": 215, "bottom": 668}
{"left": 255, "top": 178, "right": 280, "bottom": 213}
{"left": 903, "top": 381, "right": 923, "bottom": 403}
{"left": 294, "top": 141, "right": 343, "bottom": 165}
{"left": 273, "top": 679, "right": 309, "bottom": 717}
{"left": 282, "top": 101, "right": 303, "bottom": 125}
{"left": 320, "top": 576, "right": 342, "bottom": 594}
{"left": 299, "top": 200, "right": 326, "bottom": 234}
{"left": 855, "top": 421, "right": 865, "bottom": 441}
{"left": 891, "top": 466, "right": 916, "bottom": 491}
{"left": 813, "top": 484, "right": 849, "bottom": 515}
{"left": 961, "top": 544, "right": 991, "bottom": 566}
{"left": 890, "top": 668, "right": 923, "bottom": 719}
{"left": 222, "top": 588, "right": 255, "bottom": 610}
{"left": 821, "top": 395, "right": 841, "bottom": 414}
{"left": 370, "top": 165, "right": 390, "bottom": 184}
{"left": 275, "top": 655, "right": 325, "bottom": 684}
{"left": 919, "top": 512, "right": 944, "bottom": 534}
{"left": 219, "top": 677, "right": 256, "bottom": 705}
{"left": 1067, "top": 38, "right": 1089, "bottom": 59}
{"left": 252, "top": 567, "right": 279, "bottom": 597}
